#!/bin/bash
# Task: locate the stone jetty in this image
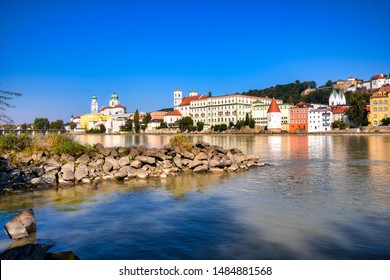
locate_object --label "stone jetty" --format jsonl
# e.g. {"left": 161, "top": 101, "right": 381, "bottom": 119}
{"left": 0, "top": 141, "right": 271, "bottom": 194}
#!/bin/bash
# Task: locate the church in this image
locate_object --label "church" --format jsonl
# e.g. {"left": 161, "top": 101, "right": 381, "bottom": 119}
{"left": 78, "top": 93, "right": 130, "bottom": 133}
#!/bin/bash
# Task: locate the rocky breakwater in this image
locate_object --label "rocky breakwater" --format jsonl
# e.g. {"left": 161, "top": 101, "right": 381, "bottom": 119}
{"left": 0, "top": 141, "right": 271, "bottom": 194}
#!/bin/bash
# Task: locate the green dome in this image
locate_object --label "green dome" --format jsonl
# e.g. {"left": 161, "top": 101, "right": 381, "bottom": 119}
{"left": 111, "top": 92, "right": 118, "bottom": 99}
{"left": 92, "top": 95, "right": 97, "bottom": 99}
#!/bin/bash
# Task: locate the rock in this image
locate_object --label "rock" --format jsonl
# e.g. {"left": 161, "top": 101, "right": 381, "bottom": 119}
{"left": 227, "top": 161, "right": 239, "bottom": 172}
{"left": 44, "top": 251, "right": 79, "bottom": 260}
{"left": 81, "top": 178, "right": 92, "bottom": 184}
{"left": 0, "top": 172, "right": 10, "bottom": 182}
{"left": 136, "top": 169, "right": 148, "bottom": 179}
{"left": 0, "top": 243, "right": 55, "bottom": 260}
{"left": 173, "top": 157, "right": 182, "bottom": 168}
{"left": 114, "top": 170, "right": 127, "bottom": 180}
{"left": 105, "top": 157, "right": 120, "bottom": 170}
{"left": 110, "top": 148, "right": 119, "bottom": 158}
{"left": 74, "top": 163, "right": 89, "bottom": 181}
{"left": 4, "top": 209, "right": 36, "bottom": 240}
{"left": 18, "top": 154, "right": 32, "bottom": 165}
{"left": 103, "top": 161, "right": 113, "bottom": 173}
{"left": 60, "top": 153, "right": 75, "bottom": 163}
{"left": 196, "top": 141, "right": 210, "bottom": 149}
{"left": 118, "top": 156, "right": 130, "bottom": 167}
{"left": 222, "top": 156, "right": 232, "bottom": 167}
{"left": 193, "top": 165, "right": 208, "bottom": 173}
{"left": 135, "top": 155, "right": 156, "bottom": 165}
{"left": 75, "top": 154, "right": 90, "bottom": 165}
{"left": 42, "top": 159, "right": 61, "bottom": 173}
{"left": 209, "top": 167, "right": 225, "bottom": 173}
{"left": 41, "top": 171, "right": 58, "bottom": 185}
{"left": 31, "top": 151, "right": 44, "bottom": 162}
{"left": 188, "top": 159, "right": 205, "bottom": 169}
{"left": 181, "top": 159, "right": 191, "bottom": 166}
{"left": 101, "top": 147, "right": 111, "bottom": 157}
{"left": 144, "top": 149, "right": 166, "bottom": 161}
{"left": 32, "top": 167, "right": 44, "bottom": 177}
{"left": 209, "top": 159, "right": 224, "bottom": 168}
{"left": 234, "top": 154, "right": 247, "bottom": 163}
{"left": 181, "top": 150, "right": 195, "bottom": 160}
{"left": 10, "top": 169, "right": 21, "bottom": 179}
{"left": 162, "top": 160, "right": 172, "bottom": 169}
{"left": 131, "top": 159, "right": 142, "bottom": 169}
{"left": 195, "top": 152, "right": 208, "bottom": 161}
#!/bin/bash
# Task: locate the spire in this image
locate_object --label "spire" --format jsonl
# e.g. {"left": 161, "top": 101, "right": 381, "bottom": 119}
{"left": 267, "top": 98, "right": 281, "bottom": 113}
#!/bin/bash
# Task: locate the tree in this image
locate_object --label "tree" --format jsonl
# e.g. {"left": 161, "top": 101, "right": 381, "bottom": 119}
{"left": 326, "top": 80, "right": 333, "bottom": 87}
{"left": 70, "top": 122, "right": 77, "bottom": 130}
{"left": 178, "top": 116, "right": 194, "bottom": 132}
{"left": 99, "top": 124, "right": 106, "bottom": 133}
{"left": 381, "top": 117, "right": 390, "bottom": 126}
{"left": 0, "top": 89, "right": 22, "bottom": 123}
{"left": 50, "top": 119, "right": 64, "bottom": 130}
{"left": 120, "top": 119, "right": 133, "bottom": 132}
{"left": 196, "top": 122, "right": 204, "bottom": 132}
{"left": 347, "top": 91, "right": 368, "bottom": 127}
{"left": 33, "top": 118, "right": 50, "bottom": 130}
{"left": 133, "top": 109, "right": 140, "bottom": 133}
{"left": 143, "top": 113, "right": 152, "bottom": 125}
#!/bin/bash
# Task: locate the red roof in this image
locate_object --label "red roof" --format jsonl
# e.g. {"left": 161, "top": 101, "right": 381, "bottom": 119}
{"left": 267, "top": 98, "right": 281, "bottom": 113}
{"left": 332, "top": 106, "right": 348, "bottom": 114}
{"left": 371, "top": 74, "right": 384, "bottom": 80}
{"left": 179, "top": 95, "right": 208, "bottom": 106}
{"left": 165, "top": 110, "right": 182, "bottom": 116}
{"left": 371, "top": 85, "right": 390, "bottom": 98}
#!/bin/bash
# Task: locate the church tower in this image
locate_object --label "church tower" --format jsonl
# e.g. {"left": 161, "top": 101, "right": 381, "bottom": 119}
{"left": 91, "top": 95, "right": 98, "bottom": 113}
{"left": 110, "top": 92, "right": 119, "bottom": 107}
{"left": 174, "top": 88, "right": 183, "bottom": 110}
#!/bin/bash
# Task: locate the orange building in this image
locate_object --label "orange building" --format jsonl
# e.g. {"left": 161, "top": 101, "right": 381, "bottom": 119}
{"left": 289, "top": 102, "right": 311, "bottom": 132}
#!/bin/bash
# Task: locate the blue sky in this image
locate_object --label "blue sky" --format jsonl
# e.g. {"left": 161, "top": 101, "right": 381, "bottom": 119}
{"left": 1, "top": 0, "right": 389, "bottom": 124}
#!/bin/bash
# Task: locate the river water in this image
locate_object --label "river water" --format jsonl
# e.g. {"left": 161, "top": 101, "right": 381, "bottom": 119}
{"left": 0, "top": 134, "right": 389, "bottom": 259}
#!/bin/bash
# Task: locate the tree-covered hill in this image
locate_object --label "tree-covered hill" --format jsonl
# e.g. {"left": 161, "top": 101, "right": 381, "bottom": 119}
{"left": 239, "top": 80, "right": 319, "bottom": 104}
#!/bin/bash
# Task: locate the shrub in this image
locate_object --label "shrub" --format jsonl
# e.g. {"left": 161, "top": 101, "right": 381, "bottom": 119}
{"left": 169, "top": 134, "right": 193, "bottom": 151}
{"left": 44, "top": 134, "right": 93, "bottom": 157}
{"left": 0, "top": 133, "right": 34, "bottom": 152}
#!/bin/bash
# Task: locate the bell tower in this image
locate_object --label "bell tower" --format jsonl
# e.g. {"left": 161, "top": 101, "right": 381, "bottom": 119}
{"left": 91, "top": 95, "right": 98, "bottom": 113}
{"left": 174, "top": 88, "right": 182, "bottom": 110}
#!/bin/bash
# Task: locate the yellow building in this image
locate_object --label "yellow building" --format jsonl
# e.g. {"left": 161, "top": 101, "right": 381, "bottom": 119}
{"left": 80, "top": 113, "right": 110, "bottom": 130}
{"left": 369, "top": 85, "right": 390, "bottom": 126}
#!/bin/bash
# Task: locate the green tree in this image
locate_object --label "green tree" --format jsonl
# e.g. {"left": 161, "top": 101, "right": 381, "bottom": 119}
{"left": 381, "top": 118, "right": 390, "bottom": 126}
{"left": 34, "top": 117, "right": 50, "bottom": 129}
{"left": 196, "top": 121, "right": 204, "bottom": 132}
{"left": 120, "top": 119, "right": 133, "bottom": 132}
{"left": 99, "top": 124, "right": 106, "bottom": 133}
{"left": 50, "top": 119, "right": 64, "bottom": 130}
{"left": 347, "top": 91, "right": 368, "bottom": 127}
{"left": 0, "top": 89, "right": 22, "bottom": 123}
{"left": 134, "top": 109, "right": 140, "bottom": 133}
{"left": 326, "top": 80, "right": 333, "bottom": 87}
{"left": 143, "top": 113, "right": 152, "bottom": 125}
{"left": 70, "top": 122, "right": 77, "bottom": 130}
{"left": 178, "top": 116, "right": 194, "bottom": 132}
{"left": 158, "top": 122, "right": 168, "bottom": 129}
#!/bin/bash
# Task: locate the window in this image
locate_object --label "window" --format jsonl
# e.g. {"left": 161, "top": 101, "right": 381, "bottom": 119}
{"left": 384, "top": 100, "right": 388, "bottom": 104}
{"left": 374, "top": 101, "right": 377, "bottom": 105}
{"left": 379, "top": 101, "right": 383, "bottom": 105}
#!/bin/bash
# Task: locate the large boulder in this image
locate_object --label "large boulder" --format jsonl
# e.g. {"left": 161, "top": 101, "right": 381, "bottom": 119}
{"left": 209, "top": 159, "right": 224, "bottom": 168}
{"left": 42, "top": 159, "right": 61, "bottom": 173}
{"left": 75, "top": 154, "right": 90, "bottom": 165}
{"left": 74, "top": 163, "right": 89, "bottom": 181}
{"left": 135, "top": 169, "right": 148, "bottom": 179}
{"left": 135, "top": 156, "right": 156, "bottom": 165}
{"left": 130, "top": 159, "right": 142, "bottom": 169}
{"left": 4, "top": 209, "right": 36, "bottom": 240}
{"left": 103, "top": 161, "right": 113, "bottom": 173}
{"left": 188, "top": 160, "right": 205, "bottom": 169}
{"left": 105, "top": 157, "right": 120, "bottom": 170}
{"left": 118, "top": 156, "right": 130, "bottom": 167}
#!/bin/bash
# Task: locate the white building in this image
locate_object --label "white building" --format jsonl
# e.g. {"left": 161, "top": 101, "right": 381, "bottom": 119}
{"left": 267, "top": 98, "right": 282, "bottom": 131}
{"left": 101, "top": 93, "right": 127, "bottom": 116}
{"left": 163, "top": 110, "right": 182, "bottom": 126}
{"left": 252, "top": 99, "right": 291, "bottom": 130}
{"left": 329, "top": 89, "right": 346, "bottom": 106}
{"left": 308, "top": 108, "right": 332, "bottom": 132}
{"left": 371, "top": 74, "right": 387, "bottom": 89}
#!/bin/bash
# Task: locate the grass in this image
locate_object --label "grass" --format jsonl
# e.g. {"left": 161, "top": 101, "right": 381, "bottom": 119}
{"left": 0, "top": 133, "right": 93, "bottom": 158}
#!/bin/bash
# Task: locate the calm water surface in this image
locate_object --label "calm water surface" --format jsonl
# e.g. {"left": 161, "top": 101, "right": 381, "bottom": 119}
{"left": 1, "top": 135, "right": 389, "bottom": 259}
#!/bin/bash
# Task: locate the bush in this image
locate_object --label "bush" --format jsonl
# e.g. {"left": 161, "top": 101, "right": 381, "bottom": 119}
{"left": 169, "top": 134, "right": 193, "bottom": 151}
{"left": 0, "top": 133, "right": 34, "bottom": 152}
{"left": 332, "top": 120, "right": 346, "bottom": 130}
{"left": 196, "top": 122, "right": 204, "bottom": 132}
{"left": 44, "top": 134, "right": 93, "bottom": 157}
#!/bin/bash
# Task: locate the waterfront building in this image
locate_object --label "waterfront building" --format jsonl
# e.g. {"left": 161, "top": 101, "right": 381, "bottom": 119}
{"left": 267, "top": 98, "right": 282, "bottom": 132}
{"left": 80, "top": 113, "right": 110, "bottom": 131}
{"left": 289, "top": 102, "right": 311, "bottom": 133}
{"left": 371, "top": 74, "right": 387, "bottom": 90}
{"left": 150, "top": 111, "right": 167, "bottom": 121}
{"left": 329, "top": 89, "right": 346, "bottom": 106}
{"left": 331, "top": 106, "right": 349, "bottom": 124}
{"left": 369, "top": 85, "right": 390, "bottom": 126}
{"left": 308, "top": 107, "right": 332, "bottom": 132}
{"left": 252, "top": 100, "right": 291, "bottom": 130}
{"left": 164, "top": 110, "right": 182, "bottom": 126}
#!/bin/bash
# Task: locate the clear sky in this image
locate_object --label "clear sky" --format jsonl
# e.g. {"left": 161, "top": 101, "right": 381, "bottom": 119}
{"left": 1, "top": 0, "right": 389, "bottom": 124}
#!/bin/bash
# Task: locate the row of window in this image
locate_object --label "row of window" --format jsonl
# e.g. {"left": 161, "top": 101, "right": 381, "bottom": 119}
{"left": 372, "top": 114, "right": 388, "bottom": 119}
{"left": 372, "top": 107, "right": 388, "bottom": 112}
{"left": 372, "top": 100, "right": 388, "bottom": 105}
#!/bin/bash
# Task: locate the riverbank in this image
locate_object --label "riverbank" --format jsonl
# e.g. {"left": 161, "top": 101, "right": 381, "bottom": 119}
{"left": 0, "top": 138, "right": 271, "bottom": 195}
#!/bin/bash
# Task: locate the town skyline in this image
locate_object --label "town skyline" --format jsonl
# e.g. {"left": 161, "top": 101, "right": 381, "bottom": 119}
{"left": 1, "top": 0, "right": 389, "bottom": 124}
